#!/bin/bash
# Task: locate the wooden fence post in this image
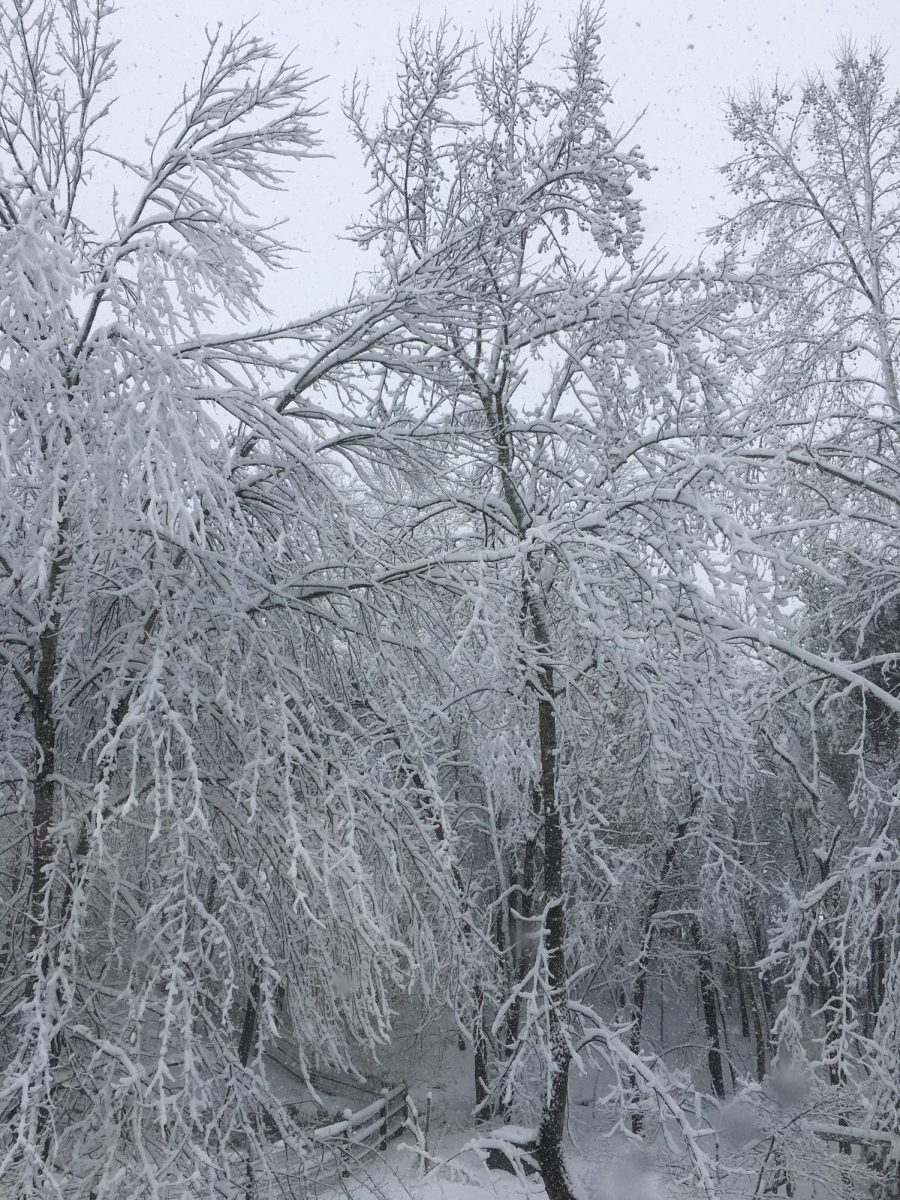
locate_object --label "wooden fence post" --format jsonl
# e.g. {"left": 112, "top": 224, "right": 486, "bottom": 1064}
{"left": 380, "top": 1088, "right": 390, "bottom": 1150}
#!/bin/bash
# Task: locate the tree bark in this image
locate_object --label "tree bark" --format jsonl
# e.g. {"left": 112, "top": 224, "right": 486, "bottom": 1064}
{"left": 487, "top": 395, "right": 575, "bottom": 1198}
{"left": 532, "top": 663, "right": 576, "bottom": 1200}
{"left": 27, "top": 605, "right": 61, "bottom": 996}
{"left": 692, "top": 919, "right": 726, "bottom": 1100}
{"left": 473, "top": 979, "right": 490, "bottom": 1123}
{"left": 27, "top": 585, "right": 64, "bottom": 1162}
{"left": 237, "top": 972, "right": 261, "bottom": 1068}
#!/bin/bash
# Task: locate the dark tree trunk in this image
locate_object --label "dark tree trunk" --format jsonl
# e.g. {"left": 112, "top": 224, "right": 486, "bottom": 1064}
{"left": 747, "top": 906, "right": 774, "bottom": 1018}
{"left": 28, "top": 596, "right": 63, "bottom": 1160}
{"left": 866, "top": 908, "right": 885, "bottom": 1039}
{"left": 536, "top": 1022, "right": 573, "bottom": 1200}
{"left": 692, "top": 919, "right": 726, "bottom": 1100}
{"left": 628, "top": 959, "right": 650, "bottom": 1135}
{"left": 28, "top": 614, "right": 60, "bottom": 993}
{"left": 532, "top": 657, "right": 576, "bottom": 1200}
{"left": 237, "top": 972, "right": 261, "bottom": 1068}
{"left": 473, "top": 979, "right": 490, "bottom": 1123}
{"left": 491, "top": 424, "right": 575, "bottom": 1198}
{"left": 749, "top": 972, "right": 769, "bottom": 1083}
{"left": 238, "top": 971, "right": 260, "bottom": 1200}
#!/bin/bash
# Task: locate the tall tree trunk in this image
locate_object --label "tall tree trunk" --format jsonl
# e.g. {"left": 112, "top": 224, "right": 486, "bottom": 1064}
{"left": 750, "top": 980, "right": 769, "bottom": 1084}
{"left": 692, "top": 919, "right": 726, "bottom": 1100}
{"left": 473, "top": 979, "right": 490, "bottom": 1123}
{"left": 238, "top": 971, "right": 260, "bottom": 1200}
{"left": 628, "top": 965, "right": 650, "bottom": 1136}
{"left": 492, "top": 420, "right": 574, "bottom": 1197}
{"left": 28, "top": 589, "right": 64, "bottom": 1161}
{"left": 28, "top": 611, "right": 61, "bottom": 995}
{"left": 866, "top": 908, "right": 885, "bottom": 1038}
{"left": 531, "top": 661, "right": 575, "bottom": 1200}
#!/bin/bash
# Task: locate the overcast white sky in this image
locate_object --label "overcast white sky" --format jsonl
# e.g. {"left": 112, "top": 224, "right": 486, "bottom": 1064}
{"left": 109, "top": 0, "right": 895, "bottom": 316}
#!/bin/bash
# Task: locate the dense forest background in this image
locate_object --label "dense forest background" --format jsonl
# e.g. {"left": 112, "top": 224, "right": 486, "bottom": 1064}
{"left": 0, "top": 3, "right": 897, "bottom": 1198}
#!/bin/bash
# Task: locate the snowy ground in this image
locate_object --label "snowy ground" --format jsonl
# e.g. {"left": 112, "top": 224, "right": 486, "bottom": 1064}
{"left": 321, "top": 1009, "right": 677, "bottom": 1200}
{"left": 304, "top": 1003, "right": 879, "bottom": 1200}
{"left": 306, "top": 1126, "right": 668, "bottom": 1200}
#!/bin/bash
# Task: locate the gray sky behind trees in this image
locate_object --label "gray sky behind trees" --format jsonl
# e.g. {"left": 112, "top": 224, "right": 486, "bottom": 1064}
{"left": 110, "top": 0, "right": 894, "bottom": 313}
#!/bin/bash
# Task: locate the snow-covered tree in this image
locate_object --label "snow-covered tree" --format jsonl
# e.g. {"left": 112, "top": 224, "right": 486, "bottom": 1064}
{"left": 4, "top": 6, "right": 898, "bottom": 1199}
{"left": 717, "top": 42, "right": 900, "bottom": 1178}
{"left": 341, "top": 9, "right": 774, "bottom": 1196}
{"left": 0, "top": 5, "right": 456, "bottom": 1195}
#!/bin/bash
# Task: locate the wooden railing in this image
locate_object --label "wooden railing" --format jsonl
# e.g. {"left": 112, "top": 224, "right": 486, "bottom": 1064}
{"left": 313, "top": 1082, "right": 408, "bottom": 1156}
{"left": 257, "top": 1039, "right": 409, "bottom": 1184}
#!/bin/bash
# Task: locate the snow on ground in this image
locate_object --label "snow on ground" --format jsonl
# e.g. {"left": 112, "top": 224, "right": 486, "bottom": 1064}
{"left": 290, "top": 1002, "right": 875, "bottom": 1200}
{"left": 313, "top": 1004, "right": 675, "bottom": 1200}
{"left": 316, "top": 1133, "right": 669, "bottom": 1200}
